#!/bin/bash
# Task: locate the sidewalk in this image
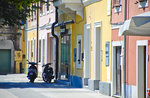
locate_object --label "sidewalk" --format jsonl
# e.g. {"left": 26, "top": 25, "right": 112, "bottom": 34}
{"left": 0, "top": 74, "right": 114, "bottom": 98}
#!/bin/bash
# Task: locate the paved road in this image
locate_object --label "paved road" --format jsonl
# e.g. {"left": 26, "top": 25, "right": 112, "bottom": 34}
{"left": 0, "top": 74, "right": 113, "bottom": 98}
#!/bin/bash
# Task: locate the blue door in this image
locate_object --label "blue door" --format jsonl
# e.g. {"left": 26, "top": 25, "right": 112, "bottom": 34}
{"left": 0, "top": 50, "right": 11, "bottom": 74}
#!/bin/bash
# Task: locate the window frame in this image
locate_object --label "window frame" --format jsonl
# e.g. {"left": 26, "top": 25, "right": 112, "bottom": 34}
{"left": 39, "top": 40, "right": 41, "bottom": 62}
{"left": 113, "top": 0, "right": 122, "bottom": 13}
{"left": 138, "top": 0, "right": 148, "bottom": 8}
{"left": 113, "top": 0, "right": 121, "bottom": 7}
{"left": 105, "top": 42, "right": 110, "bottom": 66}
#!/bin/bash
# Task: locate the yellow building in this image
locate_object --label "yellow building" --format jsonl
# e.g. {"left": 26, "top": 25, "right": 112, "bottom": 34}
{"left": 15, "top": 27, "right": 26, "bottom": 73}
{"left": 26, "top": 2, "right": 57, "bottom": 77}
{"left": 83, "top": 0, "right": 112, "bottom": 96}
{"left": 53, "top": 0, "right": 84, "bottom": 87}
{"left": 26, "top": 21, "right": 37, "bottom": 73}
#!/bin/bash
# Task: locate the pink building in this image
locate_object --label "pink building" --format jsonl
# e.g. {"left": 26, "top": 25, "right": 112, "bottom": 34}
{"left": 26, "top": 1, "right": 55, "bottom": 76}
{"left": 38, "top": 1, "right": 55, "bottom": 74}
{"left": 111, "top": 0, "right": 150, "bottom": 98}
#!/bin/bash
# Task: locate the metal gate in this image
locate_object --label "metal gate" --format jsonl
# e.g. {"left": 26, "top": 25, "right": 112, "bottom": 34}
{"left": 60, "top": 35, "right": 71, "bottom": 80}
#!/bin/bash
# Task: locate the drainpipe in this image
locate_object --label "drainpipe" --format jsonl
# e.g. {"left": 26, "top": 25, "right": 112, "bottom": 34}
{"left": 124, "top": 0, "right": 127, "bottom": 98}
{"left": 36, "top": 2, "right": 39, "bottom": 73}
{"left": 25, "top": 23, "right": 27, "bottom": 73}
{"left": 51, "top": 7, "right": 59, "bottom": 80}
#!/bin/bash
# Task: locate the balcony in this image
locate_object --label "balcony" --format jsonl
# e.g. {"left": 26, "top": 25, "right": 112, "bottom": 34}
{"left": 82, "top": 0, "right": 100, "bottom": 6}
{"left": 53, "top": 0, "right": 83, "bottom": 20}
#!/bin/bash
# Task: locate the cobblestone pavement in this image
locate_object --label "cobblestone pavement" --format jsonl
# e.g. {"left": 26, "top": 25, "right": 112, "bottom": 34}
{"left": 0, "top": 74, "right": 113, "bottom": 98}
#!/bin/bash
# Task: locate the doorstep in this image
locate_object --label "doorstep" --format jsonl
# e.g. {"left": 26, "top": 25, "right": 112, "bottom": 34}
{"left": 55, "top": 79, "right": 71, "bottom": 86}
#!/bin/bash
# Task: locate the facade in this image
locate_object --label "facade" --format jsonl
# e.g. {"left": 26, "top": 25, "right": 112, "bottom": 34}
{"left": 111, "top": 0, "right": 150, "bottom": 98}
{"left": 0, "top": 26, "right": 23, "bottom": 74}
{"left": 26, "top": 1, "right": 55, "bottom": 76}
{"left": 24, "top": 0, "right": 150, "bottom": 98}
{"left": 38, "top": 2, "right": 55, "bottom": 76}
{"left": 15, "top": 28, "right": 26, "bottom": 73}
{"left": 53, "top": 0, "right": 84, "bottom": 87}
{"left": 83, "top": 0, "right": 112, "bottom": 96}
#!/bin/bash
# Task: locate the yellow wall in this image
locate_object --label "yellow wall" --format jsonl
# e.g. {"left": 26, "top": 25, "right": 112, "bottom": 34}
{"left": 85, "top": 1, "right": 112, "bottom": 82}
{"left": 26, "top": 29, "right": 37, "bottom": 71}
{"left": 71, "top": 15, "right": 85, "bottom": 77}
{"left": 58, "top": 13, "right": 85, "bottom": 77}
{"left": 15, "top": 29, "right": 26, "bottom": 73}
{"left": 15, "top": 51, "right": 22, "bottom": 73}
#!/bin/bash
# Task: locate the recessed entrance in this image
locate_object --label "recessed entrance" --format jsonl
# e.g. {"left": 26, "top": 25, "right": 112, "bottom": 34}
{"left": 116, "top": 46, "right": 122, "bottom": 96}
{"left": 112, "top": 41, "right": 123, "bottom": 97}
{"left": 60, "top": 35, "right": 71, "bottom": 80}
{"left": 137, "top": 45, "right": 147, "bottom": 98}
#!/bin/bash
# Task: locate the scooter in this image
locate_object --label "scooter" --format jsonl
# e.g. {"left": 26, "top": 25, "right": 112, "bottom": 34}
{"left": 42, "top": 63, "right": 54, "bottom": 83}
{"left": 27, "top": 60, "right": 37, "bottom": 83}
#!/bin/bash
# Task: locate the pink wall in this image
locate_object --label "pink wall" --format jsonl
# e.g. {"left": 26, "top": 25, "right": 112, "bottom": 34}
{"left": 111, "top": 29, "right": 124, "bottom": 82}
{"left": 112, "top": 0, "right": 150, "bottom": 23}
{"left": 126, "top": 36, "right": 150, "bottom": 85}
{"left": 127, "top": 0, "right": 150, "bottom": 19}
{"left": 111, "top": 0, "right": 150, "bottom": 86}
{"left": 112, "top": 29, "right": 150, "bottom": 86}
{"left": 39, "top": 3, "right": 55, "bottom": 26}
{"left": 111, "top": 0, "right": 125, "bottom": 23}
{"left": 112, "top": 29, "right": 124, "bottom": 41}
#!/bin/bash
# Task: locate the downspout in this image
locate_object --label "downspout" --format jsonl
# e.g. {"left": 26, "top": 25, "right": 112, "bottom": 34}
{"left": 36, "top": 2, "right": 39, "bottom": 73}
{"left": 124, "top": 0, "right": 127, "bottom": 98}
{"left": 25, "top": 23, "right": 27, "bottom": 73}
{"left": 51, "top": 7, "right": 59, "bottom": 80}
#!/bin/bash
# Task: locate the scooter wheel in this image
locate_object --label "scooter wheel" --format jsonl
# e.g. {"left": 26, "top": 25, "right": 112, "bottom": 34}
{"left": 47, "top": 79, "right": 51, "bottom": 83}
{"left": 30, "top": 79, "right": 34, "bottom": 83}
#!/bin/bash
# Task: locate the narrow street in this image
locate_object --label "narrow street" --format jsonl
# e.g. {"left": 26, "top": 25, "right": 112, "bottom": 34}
{"left": 0, "top": 74, "right": 113, "bottom": 98}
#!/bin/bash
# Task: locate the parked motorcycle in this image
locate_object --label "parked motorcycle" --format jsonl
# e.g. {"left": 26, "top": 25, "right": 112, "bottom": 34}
{"left": 27, "top": 60, "right": 37, "bottom": 83}
{"left": 42, "top": 63, "right": 54, "bottom": 83}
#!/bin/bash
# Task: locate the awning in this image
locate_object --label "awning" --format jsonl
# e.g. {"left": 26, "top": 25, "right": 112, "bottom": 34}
{"left": 119, "top": 16, "right": 150, "bottom": 36}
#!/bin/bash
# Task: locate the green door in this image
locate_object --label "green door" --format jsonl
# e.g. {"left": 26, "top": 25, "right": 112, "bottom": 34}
{"left": 0, "top": 50, "right": 11, "bottom": 74}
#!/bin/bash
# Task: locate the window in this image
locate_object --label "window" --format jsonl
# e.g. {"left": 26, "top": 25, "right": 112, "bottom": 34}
{"left": 23, "top": 28, "right": 25, "bottom": 41}
{"left": 39, "top": 40, "right": 41, "bottom": 62}
{"left": 31, "top": 4, "right": 33, "bottom": 21}
{"left": 76, "top": 35, "right": 82, "bottom": 68}
{"left": 19, "top": 36, "right": 22, "bottom": 50}
{"left": 31, "top": 40, "right": 33, "bottom": 61}
{"left": 47, "top": 0, "right": 50, "bottom": 11}
{"left": 40, "top": 1, "right": 44, "bottom": 14}
{"left": 113, "top": 0, "right": 122, "bottom": 12}
{"left": 139, "top": 0, "right": 148, "bottom": 8}
{"left": 113, "top": 0, "right": 121, "bottom": 7}
{"left": 107, "top": 0, "right": 111, "bottom": 15}
{"left": 105, "top": 42, "right": 110, "bottom": 66}
{"left": 34, "top": 40, "right": 36, "bottom": 62}
{"left": 28, "top": 41, "right": 30, "bottom": 60}
{"left": 32, "top": 4, "right": 36, "bottom": 20}
{"left": 43, "top": 39, "right": 45, "bottom": 64}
